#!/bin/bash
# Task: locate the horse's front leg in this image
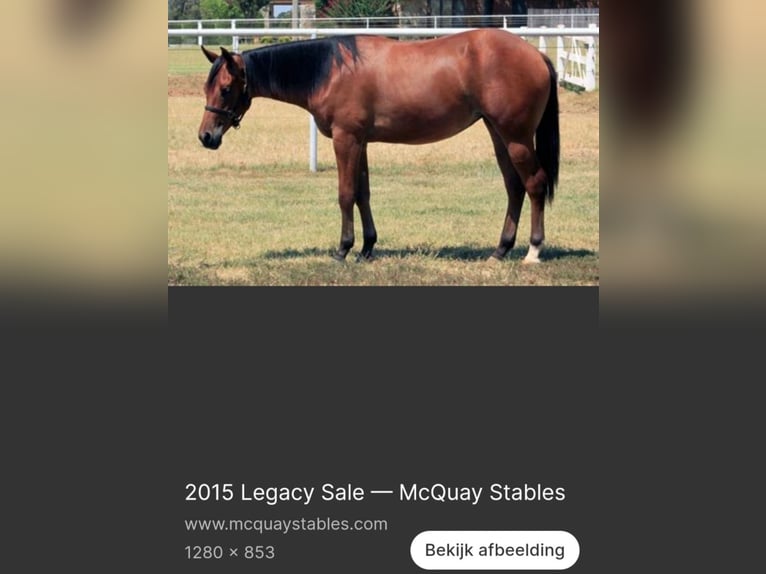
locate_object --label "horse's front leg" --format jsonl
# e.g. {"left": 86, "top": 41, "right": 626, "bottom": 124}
{"left": 331, "top": 131, "right": 363, "bottom": 261}
{"left": 356, "top": 145, "right": 377, "bottom": 261}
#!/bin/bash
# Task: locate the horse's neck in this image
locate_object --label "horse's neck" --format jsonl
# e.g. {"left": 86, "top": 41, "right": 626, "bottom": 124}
{"left": 245, "top": 51, "right": 310, "bottom": 111}
{"left": 251, "top": 79, "right": 309, "bottom": 110}
{"left": 260, "top": 90, "right": 309, "bottom": 110}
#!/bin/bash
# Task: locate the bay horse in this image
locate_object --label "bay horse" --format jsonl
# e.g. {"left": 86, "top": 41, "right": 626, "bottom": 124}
{"left": 198, "top": 29, "right": 559, "bottom": 263}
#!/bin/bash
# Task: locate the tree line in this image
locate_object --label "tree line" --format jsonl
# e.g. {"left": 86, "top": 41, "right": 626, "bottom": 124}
{"left": 168, "top": 1, "right": 269, "bottom": 20}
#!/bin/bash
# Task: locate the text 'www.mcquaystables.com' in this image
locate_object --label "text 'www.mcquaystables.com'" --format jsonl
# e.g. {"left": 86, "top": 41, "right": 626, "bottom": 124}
{"left": 185, "top": 516, "right": 388, "bottom": 535}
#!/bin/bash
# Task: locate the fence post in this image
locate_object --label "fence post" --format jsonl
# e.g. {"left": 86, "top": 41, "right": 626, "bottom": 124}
{"left": 554, "top": 25, "right": 565, "bottom": 84}
{"left": 585, "top": 24, "right": 597, "bottom": 91}
{"left": 232, "top": 20, "right": 239, "bottom": 51}
{"left": 556, "top": 34, "right": 565, "bottom": 83}
{"left": 309, "top": 31, "right": 318, "bottom": 173}
{"left": 539, "top": 27, "right": 546, "bottom": 55}
{"left": 197, "top": 20, "right": 203, "bottom": 47}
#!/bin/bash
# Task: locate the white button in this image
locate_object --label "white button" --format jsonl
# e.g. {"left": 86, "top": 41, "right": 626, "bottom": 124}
{"left": 410, "top": 530, "right": 580, "bottom": 570}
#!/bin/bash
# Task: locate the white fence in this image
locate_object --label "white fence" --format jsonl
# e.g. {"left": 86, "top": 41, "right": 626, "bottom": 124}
{"left": 168, "top": 24, "right": 599, "bottom": 171}
{"left": 527, "top": 8, "right": 599, "bottom": 28}
{"left": 538, "top": 24, "right": 598, "bottom": 92}
{"left": 168, "top": 13, "right": 599, "bottom": 38}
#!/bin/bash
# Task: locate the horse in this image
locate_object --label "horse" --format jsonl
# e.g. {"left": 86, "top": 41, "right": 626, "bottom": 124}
{"left": 198, "top": 29, "right": 559, "bottom": 263}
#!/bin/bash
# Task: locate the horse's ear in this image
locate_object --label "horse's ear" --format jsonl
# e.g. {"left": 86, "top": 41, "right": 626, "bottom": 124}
{"left": 220, "top": 46, "right": 235, "bottom": 66}
{"left": 220, "top": 47, "right": 244, "bottom": 79}
{"left": 201, "top": 45, "right": 218, "bottom": 64}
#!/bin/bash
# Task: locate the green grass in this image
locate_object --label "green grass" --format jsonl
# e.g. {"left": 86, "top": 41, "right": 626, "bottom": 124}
{"left": 168, "top": 61, "right": 599, "bottom": 286}
{"left": 168, "top": 47, "right": 218, "bottom": 76}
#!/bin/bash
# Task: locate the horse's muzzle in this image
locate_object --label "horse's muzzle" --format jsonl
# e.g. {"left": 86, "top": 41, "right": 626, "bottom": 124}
{"left": 199, "top": 131, "right": 221, "bottom": 150}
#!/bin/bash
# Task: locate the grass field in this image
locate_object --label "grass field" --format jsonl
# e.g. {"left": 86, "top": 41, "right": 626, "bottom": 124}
{"left": 168, "top": 48, "right": 599, "bottom": 286}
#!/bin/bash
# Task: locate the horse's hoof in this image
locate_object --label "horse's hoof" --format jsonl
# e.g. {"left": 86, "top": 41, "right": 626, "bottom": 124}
{"left": 522, "top": 256, "right": 541, "bottom": 264}
{"left": 356, "top": 253, "right": 375, "bottom": 263}
{"left": 523, "top": 244, "right": 542, "bottom": 264}
{"left": 486, "top": 255, "right": 503, "bottom": 265}
{"left": 331, "top": 252, "right": 347, "bottom": 262}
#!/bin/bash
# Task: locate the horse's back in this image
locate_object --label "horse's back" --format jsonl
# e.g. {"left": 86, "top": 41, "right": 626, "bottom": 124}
{"left": 358, "top": 29, "right": 551, "bottom": 110}
{"left": 356, "top": 29, "right": 549, "bottom": 83}
{"left": 320, "top": 30, "right": 552, "bottom": 144}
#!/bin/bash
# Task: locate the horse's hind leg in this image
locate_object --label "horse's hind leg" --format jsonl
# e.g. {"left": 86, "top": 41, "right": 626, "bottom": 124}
{"left": 485, "top": 120, "right": 525, "bottom": 260}
{"left": 508, "top": 139, "right": 549, "bottom": 263}
{"left": 355, "top": 145, "right": 377, "bottom": 261}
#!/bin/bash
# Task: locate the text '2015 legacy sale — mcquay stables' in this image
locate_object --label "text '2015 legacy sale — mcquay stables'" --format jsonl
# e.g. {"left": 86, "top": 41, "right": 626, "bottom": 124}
{"left": 185, "top": 483, "right": 566, "bottom": 506}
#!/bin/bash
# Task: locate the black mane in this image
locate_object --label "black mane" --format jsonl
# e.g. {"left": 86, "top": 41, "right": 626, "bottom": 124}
{"left": 242, "top": 36, "right": 360, "bottom": 100}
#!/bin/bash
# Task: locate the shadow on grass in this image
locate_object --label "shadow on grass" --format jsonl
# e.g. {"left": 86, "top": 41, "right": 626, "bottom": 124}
{"left": 539, "top": 246, "right": 598, "bottom": 261}
{"left": 263, "top": 245, "right": 597, "bottom": 262}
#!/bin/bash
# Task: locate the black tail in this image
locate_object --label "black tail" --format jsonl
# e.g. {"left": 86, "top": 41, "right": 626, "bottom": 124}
{"left": 536, "top": 55, "right": 560, "bottom": 204}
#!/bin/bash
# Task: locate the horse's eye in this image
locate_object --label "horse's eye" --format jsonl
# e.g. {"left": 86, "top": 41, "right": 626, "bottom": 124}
{"left": 221, "top": 86, "right": 231, "bottom": 97}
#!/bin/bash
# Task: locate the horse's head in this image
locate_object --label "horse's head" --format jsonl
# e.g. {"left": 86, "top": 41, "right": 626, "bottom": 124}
{"left": 198, "top": 46, "right": 251, "bottom": 150}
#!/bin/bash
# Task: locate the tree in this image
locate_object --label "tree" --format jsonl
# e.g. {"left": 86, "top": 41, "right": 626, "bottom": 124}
{"left": 525, "top": 1, "right": 598, "bottom": 7}
{"left": 169, "top": 0, "right": 200, "bottom": 20}
{"left": 320, "top": 0, "right": 395, "bottom": 19}
{"left": 481, "top": 0, "right": 493, "bottom": 26}
{"left": 510, "top": 0, "right": 528, "bottom": 26}
{"left": 169, "top": 0, "right": 273, "bottom": 20}
{"left": 315, "top": 0, "right": 330, "bottom": 15}
{"left": 236, "top": 0, "right": 271, "bottom": 18}
{"left": 199, "top": 0, "right": 243, "bottom": 19}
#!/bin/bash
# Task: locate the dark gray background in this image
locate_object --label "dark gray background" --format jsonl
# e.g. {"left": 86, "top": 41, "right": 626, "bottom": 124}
{"left": 164, "top": 286, "right": 601, "bottom": 573}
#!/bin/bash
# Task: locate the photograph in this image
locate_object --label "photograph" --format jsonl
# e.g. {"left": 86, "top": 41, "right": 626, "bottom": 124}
{"left": 168, "top": 1, "right": 599, "bottom": 286}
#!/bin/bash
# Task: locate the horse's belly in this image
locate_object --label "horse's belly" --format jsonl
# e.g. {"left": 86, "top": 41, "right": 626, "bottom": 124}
{"left": 369, "top": 111, "right": 480, "bottom": 144}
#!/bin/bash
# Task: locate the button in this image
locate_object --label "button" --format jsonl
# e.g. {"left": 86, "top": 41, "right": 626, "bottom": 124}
{"left": 410, "top": 530, "right": 580, "bottom": 570}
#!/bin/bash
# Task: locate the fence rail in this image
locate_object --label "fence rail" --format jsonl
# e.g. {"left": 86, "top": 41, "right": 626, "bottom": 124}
{"left": 168, "top": 13, "right": 599, "bottom": 32}
{"left": 168, "top": 26, "right": 599, "bottom": 39}
{"left": 527, "top": 8, "right": 600, "bottom": 28}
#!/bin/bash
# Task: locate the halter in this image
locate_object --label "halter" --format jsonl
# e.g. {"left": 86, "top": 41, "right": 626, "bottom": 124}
{"left": 204, "top": 103, "right": 246, "bottom": 129}
{"left": 204, "top": 55, "right": 250, "bottom": 130}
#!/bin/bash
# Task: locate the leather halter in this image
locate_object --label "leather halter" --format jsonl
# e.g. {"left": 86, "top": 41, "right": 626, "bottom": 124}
{"left": 204, "top": 103, "right": 246, "bottom": 129}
